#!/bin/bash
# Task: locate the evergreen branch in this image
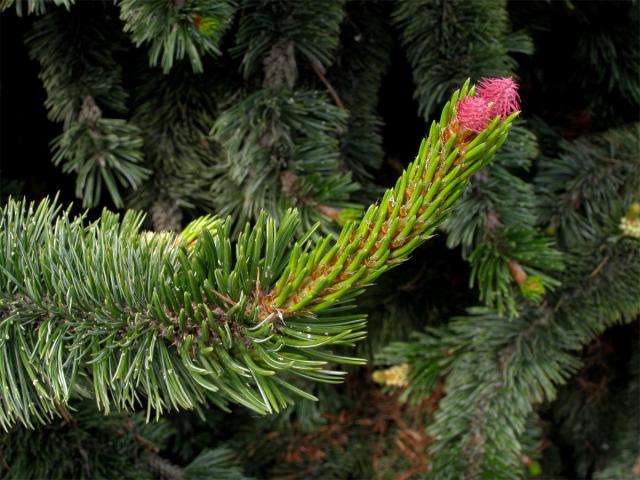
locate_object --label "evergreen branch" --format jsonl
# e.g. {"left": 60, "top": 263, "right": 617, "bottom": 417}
{"left": 329, "top": 0, "right": 393, "bottom": 179}
{"left": 0, "top": 397, "right": 251, "bottom": 479}
{"left": 209, "top": 88, "right": 359, "bottom": 235}
{"left": 51, "top": 110, "right": 149, "bottom": 209}
{"left": 25, "top": 8, "right": 128, "bottom": 127}
{"left": 261, "top": 81, "right": 517, "bottom": 316}
{"left": 25, "top": 7, "right": 148, "bottom": 208}
{"left": 118, "top": 0, "right": 236, "bottom": 74}
{"left": 427, "top": 233, "right": 640, "bottom": 479}
{"left": 0, "top": 82, "right": 516, "bottom": 429}
{"left": 0, "top": 400, "right": 163, "bottom": 479}
{"left": 382, "top": 123, "right": 640, "bottom": 478}
{"left": 536, "top": 123, "right": 640, "bottom": 248}
{"left": 218, "top": 0, "right": 352, "bottom": 233}
{"left": 393, "top": 0, "right": 521, "bottom": 120}
{"left": 0, "top": 0, "right": 72, "bottom": 16}
{"left": 148, "top": 448, "right": 253, "bottom": 480}
{"left": 571, "top": 2, "right": 640, "bottom": 124}
{"left": 394, "top": 0, "right": 548, "bottom": 317}
{"left": 384, "top": 233, "right": 639, "bottom": 478}
{"left": 444, "top": 125, "right": 564, "bottom": 317}
{"left": 232, "top": 0, "right": 345, "bottom": 80}
{"left": 128, "top": 66, "right": 224, "bottom": 221}
{"left": 183, "top": 447, "right": 253, "bottom": 480}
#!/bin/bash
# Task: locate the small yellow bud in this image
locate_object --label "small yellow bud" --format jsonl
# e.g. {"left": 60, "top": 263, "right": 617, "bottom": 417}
{"left": 620, "top": 216, "right": 640, "bottom": 239}
{"left": 520, "top": 275, "right": 545, "bottom": 300}
{"left": 621, "top": 203, "right": 640, "bottom": 238}
{"left": 372, "top": 364, "right": 410, "bottom": 387}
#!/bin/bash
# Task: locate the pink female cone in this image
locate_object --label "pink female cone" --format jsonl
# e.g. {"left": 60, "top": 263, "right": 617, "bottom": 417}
{"left": 476, "top": 77, "right": 520, "bottom": 120}
{"left": 456, "top": 77, "right": 520, "bottom": 133}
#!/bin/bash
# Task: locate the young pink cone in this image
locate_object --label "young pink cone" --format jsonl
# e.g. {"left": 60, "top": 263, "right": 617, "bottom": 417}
{"left": 456, "top": 77, "right": 521, "bottom": 133}
{"left": 476, "top": 76, "right": 520, "bottom": 120}
{"left": 456, "top": 96, "right": 491, "bottom": 133}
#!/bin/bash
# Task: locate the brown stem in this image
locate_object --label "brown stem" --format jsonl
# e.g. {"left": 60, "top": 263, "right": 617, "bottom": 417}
{"left": 311, "top": 61, "right": 345, "bottom": 109}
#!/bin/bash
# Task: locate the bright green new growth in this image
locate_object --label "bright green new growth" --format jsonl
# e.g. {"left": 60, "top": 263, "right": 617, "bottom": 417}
{"left": 0, "top": 82, "right": 517, "bottom": 429}
{"left": 266, "top": 81, "right": 517, "bottom": 314}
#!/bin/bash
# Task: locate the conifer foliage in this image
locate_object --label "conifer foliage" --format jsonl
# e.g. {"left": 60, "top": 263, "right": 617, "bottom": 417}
{"left": 0, "top": 0, "right": 638, "bottom": 478}
{"left": 0, "top": 81, "right": 517, "bottom": 428}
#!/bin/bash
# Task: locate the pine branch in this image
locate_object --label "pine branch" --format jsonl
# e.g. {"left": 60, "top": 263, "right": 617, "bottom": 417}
{"left": 444, "top": 124, "right": 564, "bottom": 317}
{"left": 0, "top": 396, "right": 251, "bottom": 479}
{"left": 50, "top": 109, "right": 148, "bottom": 209}
{"left": 0, "top": 0, "right": 73, "bottom": 16}
{"left": 395, "top": 0, "right": 548, "bottom": 317}
{"left": 0, "top": 400, "right": 162, "bottom": 479}
{"left": 183, "top": 448, "right": 252, "bottom": 480}
{"left": 571, "top": 2, "right": 640, "bottom": 124}
{"left": 118, "top": 0, "right": 236, "bottom": 74}
{"left": 25, "top": 8, "right": 128, "bottom": 127}
{"left": 387, "top": 234, "right": 639, "bottom": 478}
{"left": 232, "top": 0, "right": 345, "bottom": 80}
{"left": 329, "top": 0, "right": 393, "bottom": 179}
{"left": 593, "top": 348, "right": 640, "bottom": 479}
{"left": 381, "top": 123, "right": 640, "bottom": 479}
{"left": 393, "top": 0, "right": 524, "bottom": 120}
{"left": 258, "top": 81, "right": 517, "bottom": 316}
{"left": 0, "top": 82, "right": 516, "bottom": 429}
{"left": 536, "top": 123, "right": 640, "bottom": 248}
{"left": 128, "top": 65, "right": 224, "bottom": 219}
{"left": 212, "top": 0, "right": 354, "bottom": 235}
{"left": 209, "top": 88, "right": 358, "bottom": 235}
{"left": 25, "top": 7, "right": 149, "bottom": 208}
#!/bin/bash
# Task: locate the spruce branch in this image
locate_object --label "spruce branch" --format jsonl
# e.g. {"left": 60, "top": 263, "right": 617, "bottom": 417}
{"left": 570, "top": 2, "right": 640, "bottom": 124}
{"left": 536, "top": 123, "right": 640, "bottom": 247}
{"left": 383, "top": 233, "right": 640, "bottom": 478}
{"left": 394, "top": 0, "right": 551, "bottom": 317}
{"left": 444, "top": 125, "right": 565, "bottom": 318}
{"left": 26, "top": 9, "right": 128, "bottom": 127}
{"left": 0, "top": 400, "right": 162, "bottom": 479}
{"left": 0, "top": 81, "right": 516, "bottom": 429}
{"left": 426, "top": 233, "right": 640, "bottom": 479}
{"left": 215, "top": 0, "right": 352, "bottom": 234}
{"left": 51, "top": 110, "right": 149, "bottom": 209}
{"left": 0, "top": 397, "right": 251, "bottom": 479}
